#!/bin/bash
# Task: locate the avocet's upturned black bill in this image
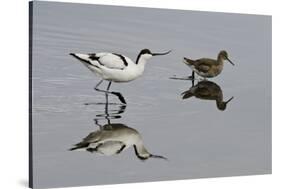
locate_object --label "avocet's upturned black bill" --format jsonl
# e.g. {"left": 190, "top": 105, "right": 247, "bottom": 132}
{"left": 69, "top": 49, "right": 171, "bottom": 104}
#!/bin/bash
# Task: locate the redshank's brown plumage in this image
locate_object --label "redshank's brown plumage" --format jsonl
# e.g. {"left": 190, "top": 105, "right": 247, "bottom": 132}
{"left": 181, "top": 80, "right": 234, "bottom": 111}
{"left": 183, "top": 50, "right": 234, "bottom": 79}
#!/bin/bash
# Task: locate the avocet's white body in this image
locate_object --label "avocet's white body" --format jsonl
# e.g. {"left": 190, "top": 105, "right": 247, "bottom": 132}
{"left": 70, "top": 52, "right": 152, "bottom": 82}
{"left": 69, "top": 49, "right": 171, "bottom": 103}
{"left": 69, "top": 123, "right": 167, "bottom": 160}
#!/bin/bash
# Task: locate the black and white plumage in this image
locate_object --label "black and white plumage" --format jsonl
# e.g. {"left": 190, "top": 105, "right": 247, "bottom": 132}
{"left": 69, "top": 123, "right": 167, "bottom": 161}
{"left": 69, "top": 49, "right": 171, "bottom": 104}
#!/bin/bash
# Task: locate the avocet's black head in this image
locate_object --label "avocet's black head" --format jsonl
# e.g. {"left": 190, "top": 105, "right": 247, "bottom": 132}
{"left": 136, "top": 49, "right": 172, "bottom": 64}
{"left": 140, "top": 48, "right": 152, "bottom": 55}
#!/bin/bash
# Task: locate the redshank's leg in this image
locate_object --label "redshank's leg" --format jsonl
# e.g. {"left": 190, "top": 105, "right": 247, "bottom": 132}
{"left": 188, "top": 71, "right": 195, "bottom": 80}
{"left": 192, "top": 76, "right": 195, "bottom": 87}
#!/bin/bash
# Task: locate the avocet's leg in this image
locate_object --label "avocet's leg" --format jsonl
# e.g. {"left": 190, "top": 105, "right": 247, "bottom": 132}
{"left": 94, "top": 80, "right": 104, "bottom": 91}
{"left": 94, "top": 80, "right": 110, "bottom": 93}
{"left": 106, "top": 81, "right": 126, "bottom": 104}
{"left": 104, "top": 92, "right": 111, "bottom": 125}
{"left": 111, "top": 92, "right": 126, "bottom": 104}
{"left": 106, "top": 81, "right": 112, "bottom": 91}
{"left": 94, "top": 80, "right": 126, "bottom": 104}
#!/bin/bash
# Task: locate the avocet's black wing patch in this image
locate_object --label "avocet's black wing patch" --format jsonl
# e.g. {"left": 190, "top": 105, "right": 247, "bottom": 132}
{"left": 69, "top": 53, "right": 99, "bottom": 68}
{"left": 88, "top": 53, "right": 104, "bottom": 66}
{"left": 95, "top": 53, "right": 128, "bottom": 70}
{"left": 112, "top": 53, "right": 128, "bottom": 66}
{"left": 88, "top": 53, "right": 99, "bottom": 61}
{"left": 71, "top": 52, "right": 128, "bottom": 70}
{"left": 116, "top": 144, "right": 126, "bottom": 154}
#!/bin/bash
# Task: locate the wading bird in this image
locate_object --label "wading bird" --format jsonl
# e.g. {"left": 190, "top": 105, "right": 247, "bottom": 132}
{"left": 183, "top": 50, "right": 234, "bottom": 79}
{"left": 69, "top": 49, "right": 171, "bottom": 104}
{"left": 69, "top": 91, "right": 167, "bottom": 160}
{"left": 181, "top": 80, "right": 234, "bottom": 111}
{"left": 69, "top": 122, "right": 167, "bottom": 160}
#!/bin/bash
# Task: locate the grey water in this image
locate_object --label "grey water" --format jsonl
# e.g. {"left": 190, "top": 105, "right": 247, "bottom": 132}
{"left": 31, "top": 1, "right": 272, "bottom": 188}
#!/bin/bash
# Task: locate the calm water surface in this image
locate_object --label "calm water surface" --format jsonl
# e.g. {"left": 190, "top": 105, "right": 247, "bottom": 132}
{"left": 31, "top": 1, "right": 271, "bottom": 188}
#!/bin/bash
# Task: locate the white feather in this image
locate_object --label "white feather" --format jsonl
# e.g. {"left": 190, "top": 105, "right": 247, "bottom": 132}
{"left": 71, "top": 52, "right": 149, "bottom": 82}
{"left": 96, "top": 53, "right": 130, "bottom": 69}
